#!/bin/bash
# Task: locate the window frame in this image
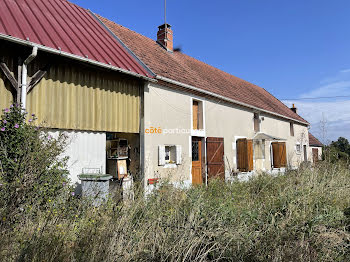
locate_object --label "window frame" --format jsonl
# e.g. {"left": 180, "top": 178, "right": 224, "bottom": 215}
{"left": 290, "top": 122, "right": 294, "bottom": 136}
{"left": 192, "top": 99, "right": 204, "bottom": 130}
{"left": 158, "top": 145, "right": 182, "bottom": 167}
{"left": 254, "top": 112, "right": 260, "bottom": 133}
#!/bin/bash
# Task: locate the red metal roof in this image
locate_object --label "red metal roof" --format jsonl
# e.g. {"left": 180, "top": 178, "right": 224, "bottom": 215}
{"left": 0, "top": 0, "right": 152, "bottom": 77}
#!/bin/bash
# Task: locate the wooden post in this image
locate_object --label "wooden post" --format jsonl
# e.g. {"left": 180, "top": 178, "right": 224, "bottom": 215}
{"left": 17, "top": 57, "right": 22, "bottom": 104}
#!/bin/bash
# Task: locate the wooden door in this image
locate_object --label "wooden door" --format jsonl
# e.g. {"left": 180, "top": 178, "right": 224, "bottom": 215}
{"left": 192, "top": 137, "right": 202, "bottom": 185}
{"left": 206, "top": 137, "right": 225, "bottom": 180}
{"left": 312, "top": 148, "right": 319, "bottom": 164}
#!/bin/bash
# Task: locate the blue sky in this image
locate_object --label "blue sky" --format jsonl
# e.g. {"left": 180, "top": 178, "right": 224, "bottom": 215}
{"left": 72, "top": 0, "right": 350, "bottom": 143}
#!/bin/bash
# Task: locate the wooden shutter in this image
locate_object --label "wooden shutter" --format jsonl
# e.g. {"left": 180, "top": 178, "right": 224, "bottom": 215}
{"left": 158, "top": 145, "right": 165, "bottom": 166}
{"left": 272, "top": 142, "right": 287, "bottom": 168}
{"left": 247, "top": 139, "right": 254, "bottom": 171}
{"left": 280, "top": 142, "right": 287, "bottom": 167}
{"left": 236, "top": 138, "right": 253, "bottom": 172}
{"left": 193, "top": 101, "right": 198, "bottom": 130}
{"left": 206, "top": 137, "right": 225, "bottom": 180}
{"left": 176, "top": 145, "right": 182, "bottom": 165}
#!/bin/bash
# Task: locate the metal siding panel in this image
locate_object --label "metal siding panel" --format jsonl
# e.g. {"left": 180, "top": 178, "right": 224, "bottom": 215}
{"left": 26, "top": 63, "right": 140, "bottom": 133}
{"left": 0, "top": 73, "right": 14, "bottom": 111}
{"left": 0, "top": 55, "right": 16, "bottom": 111}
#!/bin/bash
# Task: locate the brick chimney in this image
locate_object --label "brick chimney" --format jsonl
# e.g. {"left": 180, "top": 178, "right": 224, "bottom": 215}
{"left": 290, "top": 104, "right": 297, "bottom": 114}
{"left": 157, "top": 23, "right": 173, "bottom": 52}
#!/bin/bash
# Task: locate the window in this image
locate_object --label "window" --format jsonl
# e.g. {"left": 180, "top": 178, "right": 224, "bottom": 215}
{"left": 303, "top": 145, "right": 307, "bottom": 162}
{"left": 254, "top": 113, "right": 260, "bottom": 132}
{"left": 165, "top": 146, "right": 171, "bottom": 162}
{"left": 192, "top": 100, "right": 203, "bottom": 130}
{"left": 254, "top": 140, "right": 265, "bottom": 159}
{"left": 158, "top": 145, "right": 182, "bottom": 166}
{"left": 192, "top": 140, "right": 199, "bottom": 161}
{"left": 290, "top": 122, "right": 294, "bottom": 136}
{"left": 296, "top": 144, "right": 301, "bottom": 154}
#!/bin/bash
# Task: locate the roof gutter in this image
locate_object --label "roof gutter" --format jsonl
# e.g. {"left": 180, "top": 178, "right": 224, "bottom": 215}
{"left": 0, "top": 34, "right": 156, "bottom": 83}
{"left": 156, "top": 75, "right": 309, "bottom": 126}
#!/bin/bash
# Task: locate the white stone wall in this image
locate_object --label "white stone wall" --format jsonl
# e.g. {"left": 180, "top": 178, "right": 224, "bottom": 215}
{"left": 143, "top": 82, "right": 310, "bottom": 186}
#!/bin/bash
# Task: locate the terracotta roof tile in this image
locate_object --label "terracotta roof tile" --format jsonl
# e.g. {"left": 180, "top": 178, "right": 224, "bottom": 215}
{"left": 309, "top": 133, "right": 323, "bottom": 147}
{"left": 99, "top": 15, "right": 308, "bottom": 124}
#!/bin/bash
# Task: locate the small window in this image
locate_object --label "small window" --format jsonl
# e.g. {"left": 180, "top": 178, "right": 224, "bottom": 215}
{"left": 303, "top": 145, "right": 307, "bottom": 162}
{"left": 254, "top": 113, "right": 260, "bottom": 132}
{"left": 296, "top": 144, "right": 301, "bottom": 154}
{"left": 158, "top": 145, "right": 182, "bottom": 166}
{"left": 192, "top": 140, "right": 199, "bottom": 161}
{"left": 290, "top": 122, "right": 294, "bottom": 136}
{"left": 192, "top": 100, "right": 203, "bottom": 130}
{"left": 165, "top": 145, "right": 176, "bottom": 164}
{"left": 165, "top": 146, "right": 171, "bottom": 162}
{"left": 254, "top": 140, "right": 265, "bottom": 159}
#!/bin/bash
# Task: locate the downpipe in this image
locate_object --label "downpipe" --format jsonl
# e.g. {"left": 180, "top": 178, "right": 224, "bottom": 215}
{"left": 21, "top": 46, "right": 38, "bottom": 109}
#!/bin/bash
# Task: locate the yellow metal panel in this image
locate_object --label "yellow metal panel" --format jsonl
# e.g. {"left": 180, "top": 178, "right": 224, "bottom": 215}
{"left": 0, "top": 72, "right": 14, "bottom": 112}
{"left": 27, "top": 63, "right": 140, "bottom": 133}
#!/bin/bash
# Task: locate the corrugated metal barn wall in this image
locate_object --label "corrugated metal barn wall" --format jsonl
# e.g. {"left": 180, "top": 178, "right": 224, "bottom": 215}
{"left": 0, "top": 49, "right": 141, "bottom": 133}
{"left": 0, "top": 56, "right": 16, "bottom": 111}
{"left": 27, "top": 61, "right": 141, "bottom": 133}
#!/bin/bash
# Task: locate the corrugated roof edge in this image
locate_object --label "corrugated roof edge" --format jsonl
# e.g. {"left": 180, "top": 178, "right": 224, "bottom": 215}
{"left": 157, "top": 75, "right": 309, "bottom": 126}
{"left": 89, "top": 11, "right": 155, "bottom": 78}
{"left": 0, "top": 33, "right": 156, "bottom": 82}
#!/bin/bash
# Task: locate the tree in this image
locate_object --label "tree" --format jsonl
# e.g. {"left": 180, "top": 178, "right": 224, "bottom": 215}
{"left": 324, "top": 137, "right": 350, "bottom": 162}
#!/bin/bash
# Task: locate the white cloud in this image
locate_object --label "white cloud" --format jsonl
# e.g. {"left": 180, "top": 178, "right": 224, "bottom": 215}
{"left": 283, "top": 69, "right": 350, "bottom": 143}
{"left": 340, "top": 68, "right": 350, "bottom": 73}
{"left": 300, "top": 81, "right": 350, "bottom": 98}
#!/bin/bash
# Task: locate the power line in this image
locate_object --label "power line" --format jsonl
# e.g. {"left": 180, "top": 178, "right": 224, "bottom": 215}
{"left": 282, "top": 95, "right": 350, "bottom": 101}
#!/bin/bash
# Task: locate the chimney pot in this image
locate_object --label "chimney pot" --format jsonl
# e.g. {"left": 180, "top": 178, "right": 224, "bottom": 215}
{"left": 157, "top": 23, "right": 173, "bottom": 52}
{"left": 290, "top": 103, "right": 297, "bottom": 114}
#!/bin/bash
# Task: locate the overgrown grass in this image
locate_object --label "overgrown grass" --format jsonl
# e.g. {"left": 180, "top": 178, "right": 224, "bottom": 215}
{"left": 1, "top": 163, "right": 350, "bottom": 261}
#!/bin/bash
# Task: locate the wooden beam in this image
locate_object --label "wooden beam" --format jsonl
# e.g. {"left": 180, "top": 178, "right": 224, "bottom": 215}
{"left": 0, "top": 61, "right": 18, "bottom": 91}
{"left": 27, "top": 64, "right": 50, "bottom": 93}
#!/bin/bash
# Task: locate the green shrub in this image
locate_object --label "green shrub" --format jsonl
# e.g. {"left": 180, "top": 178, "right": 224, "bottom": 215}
{"left": 0, "top": 121, "right": 349, "bottom": 261}
{"left": 0, "top": 104, "right": 70, "bottom": 224}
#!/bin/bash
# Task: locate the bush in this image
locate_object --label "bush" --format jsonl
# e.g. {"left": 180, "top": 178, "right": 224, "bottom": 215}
{"left": 1, "top": 163, "right": 349, "bottom": 261}
{"left": 0, "top": 104, "right": 70, "bottom": 224}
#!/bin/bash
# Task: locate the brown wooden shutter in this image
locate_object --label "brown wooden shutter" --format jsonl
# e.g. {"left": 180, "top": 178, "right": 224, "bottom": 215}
{"left": 193, "top": 101, "right": 198, "bottom": 130}
{"left": 247, "top": 139, "right": 254, "bottom": 171}
{"left": 206, "top": 137, "right": 225, "bottom": 180}
{"left": 272, "top": 142, "right": 287, "bottom": 168}
{"left": 280, "top": 142, "right": 287, "bottom": 167}
{"left": 237, "top": 139, "right": 253, "bottom": 172}
{"left": 272, "top": 142, "right": 281, "bottom": 168}
{"left": 237, "top": 139, "right": 245, "bottom": 171}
